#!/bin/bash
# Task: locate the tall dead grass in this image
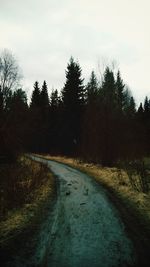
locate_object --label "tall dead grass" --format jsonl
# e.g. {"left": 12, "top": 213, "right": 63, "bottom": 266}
{"left": 0, "top": 156, "right": 55, "bottom": 244}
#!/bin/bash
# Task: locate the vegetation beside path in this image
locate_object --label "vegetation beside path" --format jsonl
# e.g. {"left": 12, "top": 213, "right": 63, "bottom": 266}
{"left": 0, "top": 156, "right": 56, "bottom": 247}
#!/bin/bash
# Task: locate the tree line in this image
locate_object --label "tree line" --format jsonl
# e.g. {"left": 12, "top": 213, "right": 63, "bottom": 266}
{"left": 0, "top": 51, "right": 150, "bottom": 166}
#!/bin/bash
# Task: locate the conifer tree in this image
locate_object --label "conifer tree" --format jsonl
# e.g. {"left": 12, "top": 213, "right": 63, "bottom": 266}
{"left": 30, "top": 81, "right": 41, "bottom": 109}
{"left": 49, "top": 89, "right": 61, "bottom": 153}
{"left": 126, "top": 96, "right": 136, "bottom": 117}
{"left": 144, "top": 96, "right": 150, "bottom": 117}
{"left": 50, "top": 89, "right": 60, "bottom": 110}
{"left": 136, "top": 102, "right": 146, "bottom": 156}
{"left": 62, "top": 57, "right": 85, "bottom": 110}
{"left": 101, "top": 67, "right": 117, "bottom": 113}
{"left": 61, "top": 57, "right": 85, "bottom": 155}
{"left": 143, "top": 96, "right": 150, "bottom": 154}
{"left": 81, "top": 71, "right": 100, "bottom": 161}
{"left": 86, "top": 71, "right": 99, "bottom": 104}
{"left": 137, "top": 103, "right": 144, "bottom": 119}
{"left": 12, "top": 89, "right": 27, "bottom": 107}
{"left": 116, "top": 70, "right": 125, "bottom": 112}
{"left": 38, "top": 81, "right": 50, "bottom": 152}
{"left": 40, "top": 80, "right": 49, "bottom": 110}
{"left": 29, "top": 81, "right": 42, "bottom": 152}
{"left": 99, "top": 67, "right": 118, "bottom": 165}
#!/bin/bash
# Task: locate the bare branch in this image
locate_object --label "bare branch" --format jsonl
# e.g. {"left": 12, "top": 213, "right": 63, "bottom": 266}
{"left": 0, "top": 49, "right": 22, "bottom": 106}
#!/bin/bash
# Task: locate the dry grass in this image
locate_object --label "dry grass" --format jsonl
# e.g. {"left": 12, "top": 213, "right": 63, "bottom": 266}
{"left": 0, "top": 156, "right": 55, "bottom": 245}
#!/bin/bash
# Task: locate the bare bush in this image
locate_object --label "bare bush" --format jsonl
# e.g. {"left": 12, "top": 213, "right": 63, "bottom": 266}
{"left": 0, "top": 157, "right": 50, "bottom": 219}
{"left": 125, "top": 160, "right": 149, "bottom": 193}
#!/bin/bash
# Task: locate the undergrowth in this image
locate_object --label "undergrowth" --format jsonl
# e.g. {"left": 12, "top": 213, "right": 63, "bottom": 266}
{"left": 0, "top": 156, "right": 55, "bottom": 244}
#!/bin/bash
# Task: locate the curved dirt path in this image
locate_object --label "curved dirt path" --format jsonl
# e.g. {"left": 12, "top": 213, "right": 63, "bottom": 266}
{"left": 32, "top": 156, "right": 136, "bottom": 267}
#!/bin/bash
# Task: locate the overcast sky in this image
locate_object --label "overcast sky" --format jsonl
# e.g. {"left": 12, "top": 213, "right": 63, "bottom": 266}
{"left": 0, "top": 0, "right": 150, "bottom": 104}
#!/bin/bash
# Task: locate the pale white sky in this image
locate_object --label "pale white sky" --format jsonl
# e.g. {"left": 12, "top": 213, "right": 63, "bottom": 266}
{"left": 0, "top": 0, "right": 150, "bottom": 104}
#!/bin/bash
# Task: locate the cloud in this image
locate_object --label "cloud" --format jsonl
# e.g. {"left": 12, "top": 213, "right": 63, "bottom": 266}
{"left": 0, "top": 0, "right": 150, "bottom": 103}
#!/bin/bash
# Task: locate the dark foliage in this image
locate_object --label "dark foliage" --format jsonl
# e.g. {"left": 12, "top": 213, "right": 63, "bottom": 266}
{"left": 0, "top": 87, "right": 28, "bottom": 163}
{"left": 1, "top": 54, "right": 150, "bottom": 169}
{"left": 60, "top": 57, "right": 86, "bottom": 155}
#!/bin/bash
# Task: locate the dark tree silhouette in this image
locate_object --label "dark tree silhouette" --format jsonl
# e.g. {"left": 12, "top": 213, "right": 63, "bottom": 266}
{"left": 0, "top": 50, "right": 24, "bottom": 162}
{"left": 86, "top": 71, "right": 99, "bottom": 104}
{"left": 30, "top": 81, "right": 41, "bottom": 109}
{"left": 125, "top": 96, "right": 136, "bottom": 117}
{"left": 143, "top": 96, "right": 150, "bottom": 154}
{"left": 98, "top": 67, "right": 118, "bottom": 165}
{"left": 0, "top": 87, "right": 28, "bottom": 162}
{"left": 29, "top": 81, "right": 42, "bottom": 152}
{"left": 1, "top": 51, "right": 148, "bottom": 167}
{"left": 50, "top": 89, "right": 60, "bottom": 109}
{"left": 40, "top": 81, "right": 49, "bottom": 111}
{"left": 49, "top": 89, "right": 61, "bottom": 153}
{"left": 61, "top": 57, "right": 85, "bottom": 155}
{"left": 81, "top": 71, "right": 100, "bottom": 161}
{"left": 137, "top": 103, "right": 144, "bottom": 118}
{"left": 40, "top": 81, "right": 50, "bottom": 152}
{"left": 116, "top": 70, "right": 125, "bottom": 113}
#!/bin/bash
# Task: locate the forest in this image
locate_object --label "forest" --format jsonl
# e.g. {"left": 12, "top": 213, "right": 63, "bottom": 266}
{"left": 0, "top": 50, "right": 150, "bottom": 168}
{"left": 1, "top": 50, "right": 150, "bottom": 267}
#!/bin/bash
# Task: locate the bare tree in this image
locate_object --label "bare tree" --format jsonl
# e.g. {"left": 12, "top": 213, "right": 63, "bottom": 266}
{"left": 97, "top": 57, "right": 119, "bottom": 86}
{"left": 0, "top": 49, "right": 22, "bottom": 106}
{"left": 0, "top": 50, "right": 23, "bottom": 162}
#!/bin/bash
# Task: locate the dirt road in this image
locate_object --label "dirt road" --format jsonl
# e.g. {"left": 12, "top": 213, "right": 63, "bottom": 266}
{"left": 32, "top": 156, "right": 136, "bottom": 267}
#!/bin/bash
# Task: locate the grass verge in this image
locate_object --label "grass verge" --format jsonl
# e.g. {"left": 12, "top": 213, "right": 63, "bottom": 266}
{"left": 0, "top": 156, "right": 56, "bottom": 247}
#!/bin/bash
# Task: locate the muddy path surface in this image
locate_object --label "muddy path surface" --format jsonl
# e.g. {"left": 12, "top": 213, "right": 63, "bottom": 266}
{"left": 31, "top": 156, "right": 136, "bottom": 267}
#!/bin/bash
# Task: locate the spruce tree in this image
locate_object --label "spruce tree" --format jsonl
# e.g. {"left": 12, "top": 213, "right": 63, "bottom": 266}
{"left": 12, "top": 89, "right": 27, "bottom": 107}
{"left": 49, "top": 89, "right": 61, "bottom": 154}
{"left": 81, "top": 71, "right": 100, "bottom": 161}
{"left": 126, "top": 96, "right": 136, "bottom": 117}
{"left": 62, "top": 57, "right": 85, "bottom": 110}
{"left": 30, "top": 81, "right": 41, "bottom": 109}
{"left": 144, "top": 96, "right": 150, "bottom": 117}
{"left": 29, "top": 81, "right": 41, "bottom": 152}
{"left": 86, "top": 71, "right": 99, "bottom": 104}
{"left": 116, "top": 70, "right": 125, "bottom": 112}
{"left": 40, "top": 80, "right": 49, "bottom": 110}
{"left": 38, "top": 81, "right": 50, "bottom": 152}
{"left": 143, "top": 96, "right": 150, "bottom": 154}
{"left": 61, "top": 57, "right": 85, "bottom": 155}
{"left": 136, "top": 102, "right": 146, "bottom": 156}
{"left": 50, "top": 89, "right": 60, "bottom": 110}
{"left": 137, "top": 103, "right": 144, "bottom": 119}
{"left": 99, "top": 67, "right": 118, "bottom": 165}
{"left": 101, "top": 67, "right": 117, "bottom": 113}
